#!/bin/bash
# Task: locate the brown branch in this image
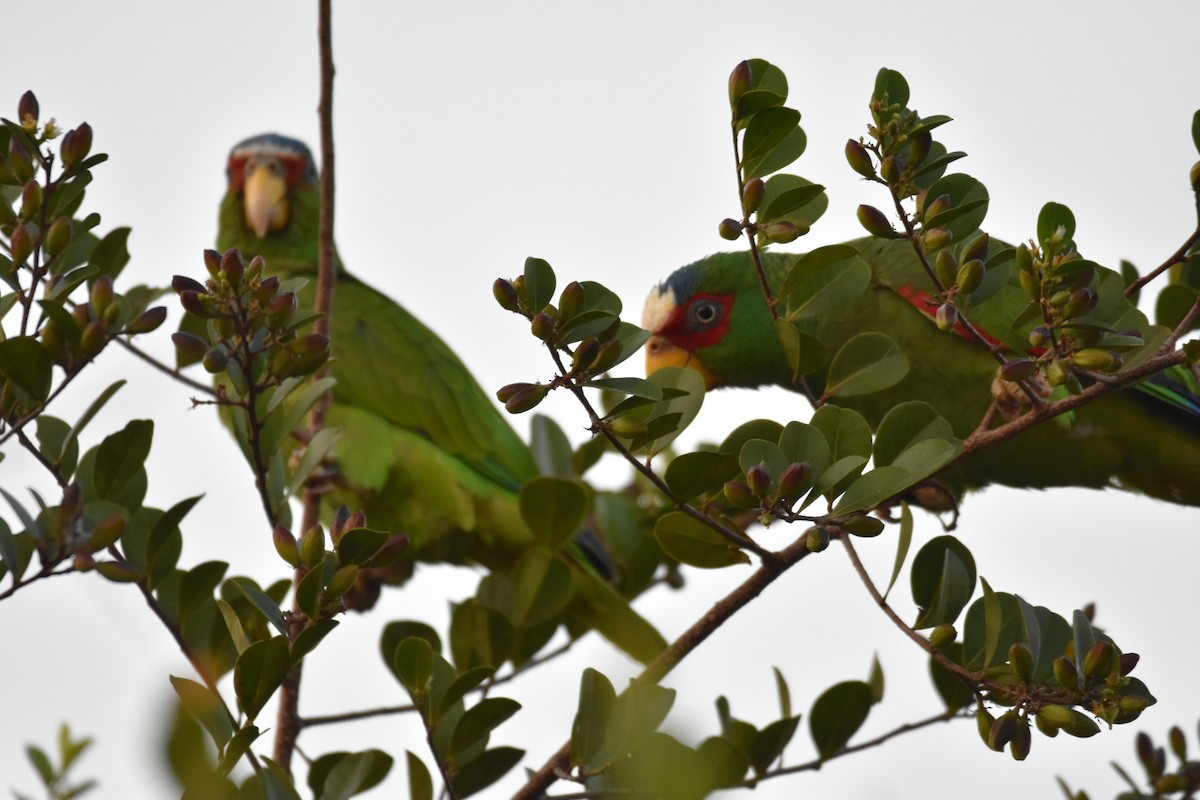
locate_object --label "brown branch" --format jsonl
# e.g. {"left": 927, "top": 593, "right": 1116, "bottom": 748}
{"left": 274, "top": 0, "right": 337, "bottom": 771}
{"left": 112, "top": 335, "right": 216, "bottom": 397}
{"left": 1124, "top": 221, "right": 1200, "bottom": 298}
{"left": 513, "top": 536, "right": 813, "bottom": 800}
{"left": 0, "top": 564, "right": 74, "bottom": 602}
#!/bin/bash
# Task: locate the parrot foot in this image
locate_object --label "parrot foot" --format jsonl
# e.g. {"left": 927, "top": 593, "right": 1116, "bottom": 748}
{"left": 991, "top": 372, "right": 1051, "bottom": 421}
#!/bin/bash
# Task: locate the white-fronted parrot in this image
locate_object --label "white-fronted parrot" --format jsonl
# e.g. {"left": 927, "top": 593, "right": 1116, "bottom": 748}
{"left": 643, "top": 237, "right": 1200, "bottom": 506}
{"left": 214, "top": 133, "right": 666, "bottom": 663}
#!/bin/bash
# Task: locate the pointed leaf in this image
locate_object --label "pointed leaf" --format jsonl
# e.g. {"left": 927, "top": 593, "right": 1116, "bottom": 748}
{"left": 406, "top": 752, "right": 433, "bottom": 800}
{"left": 227, "top": 577, "right": 287, "bottom": 636}
{"left": 664, "top": 451, "right": 739, "bottom": 502}
{"left": 911, "top": 535, "right": 976, "bottom": 629}
{"left": 884, "top": 502, "right": 913, "bottom": 599}
{"left": 233, "top": 636, "right": 291, "bottom": 720}
{"left": 170, "top": 676, "right": 233, "bottom": 748}
{"left": 450, "top": 747, "right": 524, "bottom": 799}
{"left": 572, "top": 668, "right": 616, "bottom": 768}
{"left": 809, "top": 681, "right": 872, "bottom": 758}
{"left": 653, "top": 511, "right": 750, "bottom": 569}
{"left": 523, "top": 257, "right": 555, "bottom": 313}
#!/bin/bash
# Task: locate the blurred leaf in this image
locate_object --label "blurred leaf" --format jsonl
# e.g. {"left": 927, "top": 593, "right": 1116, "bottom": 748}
{"left": 0, "top": 336, "right": 53, "bottom": 403}
{"left": 1155, "top": 283, "right": 1200, "bottom": 332}
{"left": 981, "top": 577, "right": 1001, "bottom": 669}
{"left": 170, "top": 676, "right": 233, "bottom": 749}
{"left": 572, "top": 668, "right": 616, "bottom": 768}
{"left": 884, "top": 502, "right": 913, "bottom": 599}
{"left": 523, "top": 257, "right": 555, "bottom": 313}
{"left": 654, "top": 512, "right": 750, "bottom": 569}
{"left": 518, "top": 477, "right": 587, "bottom": 550}
{"left": 233, "top": 635, "right": 290, "bottom": 720}
{"left": 291, "top": 618, "right": 338, "bottom": 665}
{"left": 584, "top": 376, "right": 662, "bottom": 400}
{"left": 216, "top": 599, "right": 250, "bottom": 655}
{"left": 1192, "top": 109, "right": 1200, "bottom": 155}
{"left": 697, "top": 736, "right": 750, "bottom": 788}
{"left": 394, "top": 637, "right": 435, "bottom": 699}
{"left": 448, "top": 698, "right": 521, "bottom": 760}
{"left": 530, "top": 414, "right": 573, "bottom": 478}
{"left": 809, "top": 681, "right": 872, "bottom": 758}
{"left": 750, "top": 716, "right": 800, "bottom": 776}
{"left": 435, "top": 666, "right": 496, "bottom": 724}
{"left": 381, "top": 621, "right": 442, "bottom": 675}
{"left": 450, "top": 747, "right": 524, "bottom": 799}
{"left": 823, "top": 333, "right": 909, "bottom": 398}
{"left": 336, "top": 528, "right": 391, "bottom": 566}
{"left": 227, "top": 577, "right": 287, "bottom": 636}
{"left": 720, "top": 419, "right": 784, "bottom": 455}
{"left": 450, "top": 599, "right": 513, "bottom": 672}
{"left": 1072, "top": 609, "right": 1096, "bottom": 677}
{"left": 406, "top": 752, "right": 433, "bottom": 800}
{"left": 88, "top": 226, "right": 131, "bottom": 280}
{"left": 773, "top": 667, "right": 792, "bottom": 719}
{"left": 508, "top": 549, "right": 574, "bottom": 626}
{"left": 35, "top": 416, "right": 77, "bottom": 476}
{"left": 911, "top": 535, "right": 976, "bottom": 629}
{"left": 286, "top": 427, "right": 339, "bottom": 496}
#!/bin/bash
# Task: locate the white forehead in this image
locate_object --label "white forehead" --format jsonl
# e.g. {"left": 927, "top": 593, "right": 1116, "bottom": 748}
{"left": 231, "top": 142, "right": 304, "bottom": 162}
{"left": 641, "top": 284, "right": 676, "bottom": 332}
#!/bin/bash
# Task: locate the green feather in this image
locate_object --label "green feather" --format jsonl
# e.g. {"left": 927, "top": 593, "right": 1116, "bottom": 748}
{"left": 655, "top": 240, "right": 1200, "bottom": 507}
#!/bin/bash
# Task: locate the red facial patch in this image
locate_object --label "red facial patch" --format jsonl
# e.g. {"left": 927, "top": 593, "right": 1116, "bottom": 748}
{"left": 660, "top": 292, "right": 734, "bottom": 352}
{"left": 227, "top": 153, "right": 310, "bottom": 191}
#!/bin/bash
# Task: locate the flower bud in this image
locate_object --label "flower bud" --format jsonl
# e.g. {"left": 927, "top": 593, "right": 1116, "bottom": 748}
{"left": 1061, "top": 710, "right": 1100, "bottom": 738}
{"left": 1169, "top": 726, "right": 1187, "bottom": 761}
{"left": 923, "top": 193, "right": 952, "bottom": 222}
{"left": 300, "top": 524, "right": 326, "bottom": 568}
{"left": 10, "top": 223, "right": 32, "bottom": 266}
{"left": 761, "top": 220, "right": 805, "bottom": 244}
{"left": 856, "top": 204, "right": 896, "bottom": 238}
{"left": 220, "top": 248, "right": 245, "bottom": 288}
{"left": 20, "top": 179, "right": 42, "bottom": 219}
{"left": 961, "top": 232, "right": 990, "bottom": 264}
{"left": 202, "top": 248, "right": 223, "bottom": 278}
{"left": 742, "top": 178, "right": 765, "bottom": 217}
{"left": 1191, "top": 160, "right": 1200, "bottom": 193}
{"left": 1009, "top": 718, "right": 1031, "bottom": 761}
{"left": 999, "top": 359, "right": 1038, "bottom": 383}
{"left": 957, "top": 259, "right": 984, "bottom": 294}
{"left": 40, "top": 322, "right": 68, "bottom": 365}
{"left": 495, "top": 382, "right": 531, "bottom": 403}
{"left": 530, "top": 312, "right": 555, "bottom": 341}
{"left": 571, "top": 337, "right": 601, "bottom": 373}
{"left": 988, "top": 711, "right": 1019, "bottom": 751}
{"left": 728, "top": 60, "right": 752, "bottom": 108}
{"left": 880, "top": 155, "right": 901, "bottom": 184}
{"left": 90, "top": 275, "right": 114, "bottom": 317}
{"left": 977, "top": 706, "right": 998, "bottom": 749}
{"left": 1028, "top": 326, "right": 1050, "bottom": 348}
{"left": 89, "top": 514, "right": 126, "bottom": 551}
{"left": 265, "top": 291, "right": 297, "bottom": 329}
{"left": 718, "top": 218, "right": 743, "bottom": 241}
{"left": 935, "top": 249, "right": 958, "bottom": 288}
{"left": 805, "top": 526, "right": 830, "bottom": 552}
{"left": 1037, "top": 704, "right": 1074, "bottom": 729}
{"left": 1015, "top": 243, "right": 1034, "bottom": 273}
{"left": 1119, "top": 652, "right": 1139, "bottom": 676}
{"left": 44, "top": 216, "right": 71, "bottom": 255}
{"left": 1035, "top": 713, "right": 1059, "bottom": 738}
{"left": 1082, "top": 641, "right": 1114, "bottom": 679}
{"left": 589, "top": 339, "right": 624, "bottom": 374}
{"left": 179, "top": 290, "right": 217, "bottom": 319}
{"left": 929, "top": 623, "right": 956, "bottom": 650}
{"left": 935, "top": 302, "right": 958, "bottom": 331}
{"left": 907, "top": 129, "right": 932, "bottom": 165}
{"left": 60, "top": 123, "right": 93, "bottom": 168}
{"left": 286, "top": 334, "right": 331, "bottom": 376}
{"left": 504, "top": 383, "right": 548, "bottom": 413}
{"left": 1009, "top": 642, "right": 1035, "bottom": 683}
{"left": 558, "top": 281, "right": 585, "bottom": 322}
{"left": 1046, "top": 358, "right": 1069, "bottom": 387}
{"left": 172, "top": 274, "right": 207, "bottom": 295}
{"left": 326, "top": 564, "right": 360, "bottom": 599}
{"left": 842, "top": 514, "right": 885, "bottom": 537}
{"left": 493, "top": 278, "right": 520, "bottom": 312}
{"left": 1072, "top": 348, "right": 1115, "bottom": 372}
{"left": 1119, "top": 694, "right": 1149, "bottom": 718}
{"left": 273, "top": 524, "right": 300, "bottom": 566}
{"left": 172, "top": 331, "right": 209, "bottom": 368}
{"left": 18, "top": 91, "right": 38, "bottom": 128}
{"left": 1052, "top": 655, "right": 1079, "bottom": 691}
{"left": 202, "top": 348, "right": 228, "bottom": 373}
{"left": 1062, "top": 287, "right": 1096, "bottom": 319}
{"left": 124, "top": 306, "right": 167, "bottom": 335}
{"left": 8, "top": 139, "right": 33, "bottom": 183}
{"left": 922, "top": 227, "right": 953, "bottom": 253}
{"left": 78, "top": 320, "right": 105, "bottom": 359}
{"left": 745, "top": 464, "right": 771, "bottom": 498}
{"left": 845, "top": 139, "right": 875, "bottom": 178}
{"left": 722, "top": 480, "right": 758, "bottom": 509}
{"left": 96, "top": 560, "right": 141, "bottom": 583}
{"left": 777, "top": 462, "right": 811, "bottom": 503}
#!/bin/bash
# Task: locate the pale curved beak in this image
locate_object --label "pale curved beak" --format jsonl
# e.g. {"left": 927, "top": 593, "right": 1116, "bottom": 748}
{"left": 244, "top": 161, "right": 290, "bottom": 238}
{"left": 645, "top": 334, "right": 716, "bottom": 389}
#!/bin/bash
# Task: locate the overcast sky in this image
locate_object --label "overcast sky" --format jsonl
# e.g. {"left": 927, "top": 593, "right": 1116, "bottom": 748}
{"left": 4, "top": 2, "right": 1200, "bottom": 798}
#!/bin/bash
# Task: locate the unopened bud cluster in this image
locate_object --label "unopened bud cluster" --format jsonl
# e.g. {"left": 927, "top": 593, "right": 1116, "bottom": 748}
{"left": 39, "top": 273, "right": 166, "bottom": 372}
{"left": 171, "top": 248, "right": 330, "bottom": 384}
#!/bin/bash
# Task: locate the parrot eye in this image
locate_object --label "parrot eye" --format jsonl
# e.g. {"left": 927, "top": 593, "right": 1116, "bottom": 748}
{"left": 689, "top": 300, "right": 722, "bottom": 328}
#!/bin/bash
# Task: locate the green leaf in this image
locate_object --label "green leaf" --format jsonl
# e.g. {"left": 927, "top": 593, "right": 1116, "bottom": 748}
{"left": 929, "top": 642, "right": 974, "bottom": 710}
{"left": 381, "top": 621, "right": 441, "bottom": 674}
{"left": 823, "top": 333, "right": 909, "bottom": 398}
{"left": 781, "top": 245, "right": 871, "bottom": 322}
{"left": 884, "top": 502, "right": 913, "bottom": 599}
{"left": 981, "top": 577, "right": 1002, "bottom": 669}
{"left": 873, "top": 67, "right": 909, "bottom": 108}
{"left": 0, "top": 516, "right": 18, "bottom": 582}
{"left": 653, "top": 512, "right": 750, "bottom": 569}
{"left": 518, "top": 477, "right": 587, "bottom": 550}
{"left": 448, "top": 697, "right": 521, "bottom": 760}
{"left": 584, "top": 376, "right": 662, "bottom": 400}
{"left": 867, "top": 655, "right": 885, "bottom": 703}
{"left": 911, "top": 535, "right": 976, "bottom": 628}
{"left": 777, "top": 420, "right": 830, "bottom": 478}
{"left": 508, "top": 549, "right": 574, "bottom": 626}
{"left": 88, "top": 226, "right": 131, "bottom": 279}
{"left": 216, "top": 599, "right": 251, "bottom": 655}
{"left": 1037, "top": 201, "right": 1076, "bottom": 248}
{"left": 961, "top": 592, "right": 1026, "bottom": 670}
{"left": 435, "top": 666, "right": 496, "bottom": 724}
{"left": 924, "top": 173, "right": 990, "bottom": 240}
{"left": 233, "top": 636, "right": 291, "bottom": 720}
{"left": 94, "top": 419, "right": 153, "bottom": 503}
{"left": 811, "top": 405, "right": 872, "bottom": 462}
{"left": 394, "top": 636, "right": 436, "bottom": 699}
{"left": 773, "top": 317, "right": 827, "bottom": 380}
{"left": 227, "top": 577, "right": 288, "bottom": 636}
{"left": 291, "top": 618, "right": 339, "bottom": 665}
{"left": 450, "top": 747, "right": 524, "bottom": 799}
{"left": 637, "top": 365, "right": 706, "bottom": 457}
{"left": 743, "top": 108, "right": 806, "bottom": 180}
{"left": 773, "top": 667, "right": 792, "bottom": 720}
{"left": 871, "top": 401, "right": 957, "bottom": 468}
{"left": 170, "top": 676, "right": 233, "bottom": 748}
{"left": 450, "top": 599, "right": 513, "bottom": 672}
{"left": 286, "top": 426, "right": 339, "bottom": 496}
{"left": 1072, "top": 609, "right": 1096, "bottom": 677}
{"left": 318, "top": 750, "right": 393, "bottom": 800}
{"left": 530, "top": 414, "right": 574, "bottom": 478}
{"left": 739, "top": 439, "right": 789, "bottom": 486}
{"left": 572, "top": 668, "right": 616, "bottom": 768}
{"left": 697, "top": 736, "right": 750, "bottom": 788}
{"left": 61, "top": 379, "right": 125, "bottom": 471}
{"left": 664, "top": 450, "right": 739, "bottom": 502}
{"left": 0, "top": 336, "right": 53, "bottom": 402}
{"left": 523, "top": 257, "right": 555, "bottom": 313}
{"left": 147, "top": 495, "right": 201, "bottom": 588}
{"left": 720, "top": 419, "right": 784, "bottom": 455}
{"left": 406, "top": 752, "right": 433, "bottom": 800}
{"left": 1192, "top": 109, "right": 1200, "bottom": 155}
{"left": 336, "top": 527, "right": 391, "bottom": 566}
{"left": 809, "top": 681, "right": 872, "bottom": 759}
{"left": 831, "top": 466, "right": 909, "bottom": 514}
{"left": 749, "top": 717, "right": 799, "bottom": 776}
{"left": 760, "top": 174, "right": 828, "bottom": 230}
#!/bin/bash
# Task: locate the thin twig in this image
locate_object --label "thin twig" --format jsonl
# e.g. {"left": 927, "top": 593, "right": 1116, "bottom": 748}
{"left": 0, "top": 564, "right": 74, "bottom": 602}
{"left": 1125, "top": 224, "right": 1200, "bottom": 297}
{"left": 112, "top": 335, "right": 216, "bottom": 396}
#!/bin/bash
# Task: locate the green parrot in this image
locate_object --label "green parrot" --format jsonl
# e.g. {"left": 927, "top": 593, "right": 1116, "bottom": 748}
{"left": 642, "top": 237, "right": 1200, "bottom": 507}
{"left": 214, "top": 133, "right": 666, "bottom": 663}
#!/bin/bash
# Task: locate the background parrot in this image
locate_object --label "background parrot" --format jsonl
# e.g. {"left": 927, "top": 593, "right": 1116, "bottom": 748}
{"left": 643, "top": 237, "right": 1200, "bottom": 507}
{"left": 212, "top": 133, "right": 666, "bottom": 662}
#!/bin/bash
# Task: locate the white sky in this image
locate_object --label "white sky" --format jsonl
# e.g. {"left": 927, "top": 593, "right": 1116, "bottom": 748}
{"left": 4, "top": 1, "right": 1200, "bottom": 798}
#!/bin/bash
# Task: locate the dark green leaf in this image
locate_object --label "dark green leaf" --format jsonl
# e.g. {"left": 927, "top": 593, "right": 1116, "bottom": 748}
{"left": 508, "top": 548, "right": 574, "bottom": 626}
{"left": 1037, "top": 201, "right": 1076, "bottom": 248}
{"left": 88, "top": 226, "right": 131, "bottom": 280}
{"left": 291, "top": 619, "right": 338, "bottom": 665}
{"left": 435, "top": 666, "right": 496, "bottom": 724}
{"left": 450, "top": 599, "right": 513, "bottom": 672}
{"left": 1072, "top": 609, "right": 1096, "bottom": 676}
{"left": 530, "top": 414, "right": 573, "bottom": 478}
{"left": 584, "top": 376, "right": 662, "bottom": 400}
{"left": 981, "top": 577, "right": 1002, "bottom": 669}
{"left": 448, "top": 697, "right": 521, "bottom": 760}
{"left": 406, "top": 752, "right": 433, "bottom": 800}
{"left": 774, "top": 317, "right": 828, "bottom": 380}
{"left": 831, "top": 466, "right": 909, "bottom": 514}
{"left": 720, "top": 419, "right": 784, "bottom": 455}
{"left": 381, "top": 621, "right": 442, "bottom": 674}
{"left": 750, "top": 716, "right": 799, "bottom": 776}
{"left": 227, "top": 577, "right": 287, "bottom": 636}
{"left": 873, "top": 68, "right": 909, "bottom": 108}
{"left": 759, "top": 174, "right": 828, "bottom": 230}
{"left": 233, "top": 636, "right": 291, "bottom": 720}
{"left": 781, "top": 246, "right": 871, "bottom": 323}
{"left": 523, "top": 257, "right": 555, "bottom": 313}
{"left": 518, "top": 477, "right": 587, "bottom": 550}
{"left": 572, "top": 668, "right": 616, "bottom": 768}
{"left": 884, "top": 502, "right": 913, "bottom": 599}
{"left": 697, "top": 736, "right": 750, "bottom": 788}
{"left": 336, "top": 528, "right": 390, "bottom": 566}
{"left": 0, "top": 336, "right": 53, "bottom": 403}
{"left": 319, "top": 750, "right": 393, "bottom": 800}
{"left": 94, "top": 419, "right": 153, "bottom": 503}
{"left": 743, "top": 109, "right": 807, "bottom": 180}
{"left": 1192, "top": 109, "right": 1200, "bottom": 155}
{"left": 170, "top": 676, "right": 233, "bottom": 748}
{"left": 872, "top": 401, "right": 957, "bottom": 468}
{"left": 450, "top": 747, "right": 524, "bottom": 799}
{"left": 809, "top": 681, "right": 872, "bottom": 758}
{"left": 638, "top": 366, "right": 706, "bottom": 457}
{"left": 653, "top": 512, "right": 750, "bottom": 569}
{"left": 911, "top": 535, "right": 976, "bottom": 628}
{"left": 773, "top": 667, "right": 792, "bottom": 720}
{"left": 394, "top": 636, "right": 435, "bottom": 698}
{"left": 924, "top": 174, "right": 989, "bottom": 241}
{"left": 664, "top": 450, "right": 739, "bottom": 502}
{"left": 929, "top": 642, "right": 974, "bottom": 710}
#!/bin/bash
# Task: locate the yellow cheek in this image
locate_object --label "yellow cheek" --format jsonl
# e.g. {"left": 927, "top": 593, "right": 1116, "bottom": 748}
{"left": 645, "top": 335, "right": 716, "bottom": 389}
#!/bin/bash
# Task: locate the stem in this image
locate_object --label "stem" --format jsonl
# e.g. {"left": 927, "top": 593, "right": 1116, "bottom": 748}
{"left": 273, "top": 0, "right": 337, "bottom": 770}
{"left": 512, "top": 536, "right": 813, "bottom": 799}
{"left": 112, "top": 336, "right": 217, "bottom": 397}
